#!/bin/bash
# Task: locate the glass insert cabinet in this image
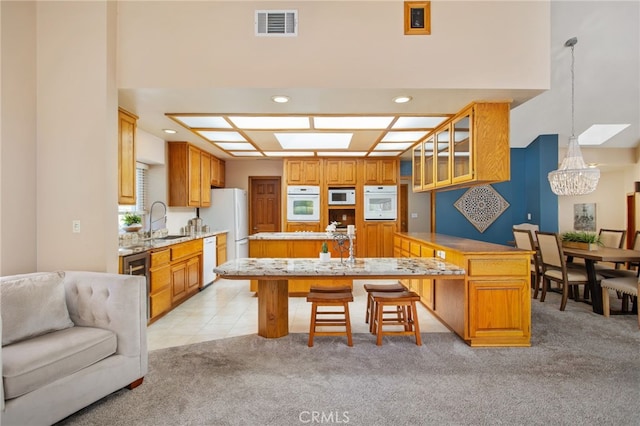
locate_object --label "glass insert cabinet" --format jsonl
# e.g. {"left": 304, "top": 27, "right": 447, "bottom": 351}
{"left": 411, "top": 101, "right": 510, "bottom": 192}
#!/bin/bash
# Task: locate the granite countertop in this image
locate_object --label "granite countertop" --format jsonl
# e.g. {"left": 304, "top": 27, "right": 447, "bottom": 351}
{"left": 249, "top": 231, "right": 352, "bottom": 240}
{"left": 118, "top": 229, "right": 228, "bottom": 257}
{"left": 214, "top": 257, "right": 464, "bottom": 278}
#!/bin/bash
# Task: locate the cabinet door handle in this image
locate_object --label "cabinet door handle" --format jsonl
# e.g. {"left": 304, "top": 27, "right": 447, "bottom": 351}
{"left": 129, "top": 265, "right": 145, "bottom": 274}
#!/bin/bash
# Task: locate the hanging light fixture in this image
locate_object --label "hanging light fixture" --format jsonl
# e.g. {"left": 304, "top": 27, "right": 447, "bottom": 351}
{"left": 548, "top": 37, "right": 600, "bottom": 196}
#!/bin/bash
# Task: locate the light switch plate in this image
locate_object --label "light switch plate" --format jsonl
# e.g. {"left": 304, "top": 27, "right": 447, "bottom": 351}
{"left": 72, "top": 220, "right": 81, "bottom": 233}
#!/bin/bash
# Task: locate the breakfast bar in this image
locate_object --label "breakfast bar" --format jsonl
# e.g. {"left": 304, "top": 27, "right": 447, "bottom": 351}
{"left": 214, "top": 257, "right": 465, "bottom": 339}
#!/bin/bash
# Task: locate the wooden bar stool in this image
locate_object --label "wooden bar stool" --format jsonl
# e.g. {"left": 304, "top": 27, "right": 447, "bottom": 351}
{"left": 370, "top": 291, "right": 421, "bottom": 346}
{"left": 363, "top": 283, "right": 407, "bottom": 332}
{"left": 307, "top": 289, "right": 354, "bottom": 347}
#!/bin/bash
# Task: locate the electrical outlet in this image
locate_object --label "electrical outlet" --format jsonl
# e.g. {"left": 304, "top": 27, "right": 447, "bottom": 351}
{"left": 436, "top": 250, "right": 446, "bottom": 259}
{"left": 527, "top": 213, "right": 532, "bottom": 220}
{"left": 411, "top": 213, "right": 418, "bottom": 218}
{"left": 72, "top": 220, "right": 81, "bottom": 233}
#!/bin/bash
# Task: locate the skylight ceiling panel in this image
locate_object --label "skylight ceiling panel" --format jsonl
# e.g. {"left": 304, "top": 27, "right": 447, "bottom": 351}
{"left": 381, "top": 131, "right": 428, "bottom": 142}
{"left": 172, "top": 115, "right": 231, "bottom": 129}
{"left": 215, "top": 142, "right": 256, "bottom": 151}
{"left": 197, "top": 131, "right": 246, "bottom": 142}
{"left": 313, "top": 116, "right": 394, "bottom": 129}
{"left": 393, "top": 116, "right": 449, "bottom": 129}
{"left": 374, "top": 142, "right": 413, "bottom": 151}
{"left": 228, "top": 116, "right": 310, "bottom": 129}
{"left": 275, "top": 133, "right": 352, "bottom": 149}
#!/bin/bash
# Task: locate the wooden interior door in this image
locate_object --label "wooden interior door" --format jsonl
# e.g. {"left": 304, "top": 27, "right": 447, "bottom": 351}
{"left": 250, "top": 177, "right": 281, "bottom": 234}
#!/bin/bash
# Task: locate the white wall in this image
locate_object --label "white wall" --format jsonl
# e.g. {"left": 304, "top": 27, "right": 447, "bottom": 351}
{"left": 118, "top": 1, "right": 549, "bottom": 93}
{"left": 35, "top": 1, "right": 119, "bottom": 272}
{"left": 1, "top": 2, "right": 37, "bottom": 275}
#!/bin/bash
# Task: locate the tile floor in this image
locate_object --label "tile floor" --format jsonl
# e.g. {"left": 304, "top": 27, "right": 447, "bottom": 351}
{"left": 147, "top": 279, "right": 451, "bottom": 351}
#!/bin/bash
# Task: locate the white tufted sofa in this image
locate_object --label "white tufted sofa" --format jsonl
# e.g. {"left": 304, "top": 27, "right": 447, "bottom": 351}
{"left": 0, "top": 271, "right": 148, "bottom": 426}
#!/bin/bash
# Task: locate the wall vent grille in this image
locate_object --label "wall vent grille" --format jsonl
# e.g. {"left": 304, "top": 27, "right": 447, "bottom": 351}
{"left": 255, "top": 10, "right": 297, "bottom": 36}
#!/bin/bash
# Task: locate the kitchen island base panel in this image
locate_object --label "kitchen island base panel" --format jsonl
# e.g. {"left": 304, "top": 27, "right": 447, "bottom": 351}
{"left": 258, "top": 280, "right": 289, "bottom": 338}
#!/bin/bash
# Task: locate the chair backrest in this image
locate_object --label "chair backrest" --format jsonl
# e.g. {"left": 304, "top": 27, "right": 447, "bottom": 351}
{"left": 633, "top": 230, "right": 640, "bottom": 251}
{"left": 513, "top": 223, "right": 540, "bottom": 242}
{"left": 513, "top": 229, "right": 535, "bottom": 251}
{"left": 536, "top": 231, "right": 565, "bottom": 269}
{"left": 598, "top": 228, "right": 626, "bottom": 248}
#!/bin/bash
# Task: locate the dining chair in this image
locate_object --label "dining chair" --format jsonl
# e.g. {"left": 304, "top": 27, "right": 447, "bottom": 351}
{"left": 512, "top": 223, "right": 540, "bottom": 244}
{"left": 601, "top": 276, "right": 639, "bottom": 329}
{"left": 513, "top": 229, "right": 542, "bottom": 299}
{"left": 536, "top": 231, "right": 595, "bottom": 311}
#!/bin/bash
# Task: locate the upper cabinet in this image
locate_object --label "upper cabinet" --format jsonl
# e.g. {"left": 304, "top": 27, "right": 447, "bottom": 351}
{"left": 168, "top": 142, "right": 212, "bottom": 207}
{"left": 326, "top": 159, "right": 357, "bottom": 185}
{"left": 285, "top": 159, "right": 321, "bottom": 185}
{"left": 210, "top": 156, "right": 226, "bottom": 188}
{"left": 118, "top": 108, "right": 137, "bottom": 205}
{"left": 413, "top": 101, "right": 510, "bottom": 191}
{"left": 363, "top": 159, "right": 398, "bottom": 185}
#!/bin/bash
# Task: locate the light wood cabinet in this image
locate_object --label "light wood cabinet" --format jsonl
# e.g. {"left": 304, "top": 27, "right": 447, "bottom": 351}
{"left": 201, "top": 152, "right": 211, "bottom": 207}
{"left": 363, "top": 159, "right": 398, "bottom": 185}
{"left": 326, "top": 159, "right": 357, "bottom": 185}
{"left": 216, "top": 233, "right": 227, "bottom": 266}
{"left": 210, "top": 156, "right": 226, "bottom": 188}
{"left": 414, "top": 101, "right": 510, "bottom": 191}
{"left": 361, "top": 222, "right": 396, "bottom": 257}
{"left": 286, "top": 222, "right": 322, "bottom": 232}
{"left": 285, "top": 159, "right": 321, "bottom": 185}
{"left": 394, "top": 233, "right": 531, "bottom": 347}
{"left": 149, "top": 249, "right": 171, "bottom": 321}
{"left": 118, "top": 108, "right": 137, "bottom": 205}
{"left": 168, "top": 142, "right": 212, "bottom": 207}
{"left": 170, "top": 239, "right": 202, "bottom": 305}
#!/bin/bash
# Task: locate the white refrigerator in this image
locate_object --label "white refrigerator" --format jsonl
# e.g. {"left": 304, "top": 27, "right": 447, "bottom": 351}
{"left": 199, "top": 188, "right": 249, "bottom": 261}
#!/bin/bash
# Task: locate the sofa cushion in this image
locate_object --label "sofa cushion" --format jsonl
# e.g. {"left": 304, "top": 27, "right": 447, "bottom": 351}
{"left": 0, "top": 271, "right": 74, "bottom": 346}
{"left": 2, "top": 326, "right": 117, "bottom": 399}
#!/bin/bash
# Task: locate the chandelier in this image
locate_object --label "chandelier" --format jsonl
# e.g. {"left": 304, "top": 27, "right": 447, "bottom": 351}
{"left": 548, "top": 37, "right": 600, "bottom": 196}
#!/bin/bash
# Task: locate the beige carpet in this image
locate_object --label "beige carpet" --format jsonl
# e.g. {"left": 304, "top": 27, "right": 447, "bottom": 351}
{"left": 57, "top": 292, "right": 639, "bottom": 426}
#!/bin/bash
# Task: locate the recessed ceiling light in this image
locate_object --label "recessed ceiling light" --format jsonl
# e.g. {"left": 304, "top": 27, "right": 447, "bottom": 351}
{"left": 271, "top": 95, "right": 290, "bottom": 103}
{"left": 163, "top": 129, "right": 177, "bottom": 134}
{"left": 393, "top": 96, "right": 412, "bottom": 104}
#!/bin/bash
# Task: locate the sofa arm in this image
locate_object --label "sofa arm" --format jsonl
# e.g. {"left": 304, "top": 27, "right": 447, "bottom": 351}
{"left": 63, "top": 271, "right": 147, "bottom": 367}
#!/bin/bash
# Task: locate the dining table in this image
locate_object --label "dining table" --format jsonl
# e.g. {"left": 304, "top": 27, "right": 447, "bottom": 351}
{"left": 562, "top": 246, "right": 640, "bottom": 314}
{"left": 214, "top": 257, "right": 465, "bottom": 338}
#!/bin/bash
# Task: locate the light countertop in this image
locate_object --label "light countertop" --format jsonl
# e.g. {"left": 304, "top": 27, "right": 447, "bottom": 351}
{"left": 249, "top": 231, "right": 351, "bottom": 240}
{"left": 214, "top": 257, "right": 464, "bottom": 279}
{"left": 118, "top": 229, "right": 228, "bottom": 257}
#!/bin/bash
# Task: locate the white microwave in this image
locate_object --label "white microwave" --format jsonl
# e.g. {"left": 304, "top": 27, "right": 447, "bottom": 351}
{"left": 328, "top": 189, "right": 356, "bottom": 205}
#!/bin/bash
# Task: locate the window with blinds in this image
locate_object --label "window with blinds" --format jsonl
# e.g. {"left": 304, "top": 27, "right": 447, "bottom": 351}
{"left": 119, "top": 163, "right": 149, "bottom": 222}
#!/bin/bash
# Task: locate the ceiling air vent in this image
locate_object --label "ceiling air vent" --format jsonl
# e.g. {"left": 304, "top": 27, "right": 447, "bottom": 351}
{"left": 255, "top": 10, "right": 298, "bottom": 37}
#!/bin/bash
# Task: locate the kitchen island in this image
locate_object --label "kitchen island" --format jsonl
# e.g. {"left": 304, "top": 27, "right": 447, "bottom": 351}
{"left": 249, "top": 232, "right": 355, "bottom": 294}
{"left": 394, "top": 233, "right": 533, "bottom": 347}
{"left": 215, "top": 257, "right": 465, "bottom": 338}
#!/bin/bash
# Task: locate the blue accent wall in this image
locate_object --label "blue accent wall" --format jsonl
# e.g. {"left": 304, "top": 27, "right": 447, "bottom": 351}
{"left": 434, "top": 135, "right": 559, "bottom": 244}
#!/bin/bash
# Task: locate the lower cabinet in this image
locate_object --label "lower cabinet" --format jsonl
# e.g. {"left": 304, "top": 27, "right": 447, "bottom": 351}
{"left": 149, "top": 249, "right": 172, "bottom": 320}
{"left": 148, "top": 239, "right": 203, "bottom": 324}
{"left": 394, "top": 233, "right": 531, "bottom": 347}
{"left": 216, "top": 233, "right": 227, "bottom": 267}
{"left": 361, "top": 222, "right": 396, "bottom": 257}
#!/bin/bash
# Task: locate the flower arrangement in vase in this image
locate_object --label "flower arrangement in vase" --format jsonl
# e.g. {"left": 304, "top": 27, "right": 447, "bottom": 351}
{"left": 319, "top": 241, "right": 331, "bottom": 262}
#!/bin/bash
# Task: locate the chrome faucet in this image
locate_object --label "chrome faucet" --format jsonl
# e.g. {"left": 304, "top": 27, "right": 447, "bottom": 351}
{"left": 148, "top": 201, "right": 167, "bottom": 239}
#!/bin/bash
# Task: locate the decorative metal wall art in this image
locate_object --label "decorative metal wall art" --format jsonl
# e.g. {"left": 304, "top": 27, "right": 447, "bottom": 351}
{"left": 454, "top": 185, "right": 510, "bottom": 233}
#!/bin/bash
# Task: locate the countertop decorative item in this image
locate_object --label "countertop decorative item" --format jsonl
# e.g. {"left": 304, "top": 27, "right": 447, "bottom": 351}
{"left": 319, "top": 241, "right": 330, "bottom": 262}
{"left": 122, "top": 212, "right": 142, "bottom": 232}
